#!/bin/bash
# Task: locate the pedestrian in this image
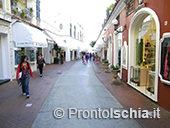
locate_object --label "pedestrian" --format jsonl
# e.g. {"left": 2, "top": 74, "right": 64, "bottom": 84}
{"left": 83, "top": 54, "right": 87, "bottom": 64}
{"left": 37, "top": 53, "right": 46, "bottom": 77}
{"left": 16, "top": 55, "right": 34, "bottom": 98}
{"left": 86, "top": 53, "right": 89, "bottom": 63}
{"left": 92, "top": 53, "right": 95, "bottom": 61}
{"left": 60, "top": 52, "right": 64, "bottom": 64}
{"left": 89, "top": 53, "right": 92, "bottom": 61}
{"left": 82, "top": 53, "right": 84, "bottom": 63}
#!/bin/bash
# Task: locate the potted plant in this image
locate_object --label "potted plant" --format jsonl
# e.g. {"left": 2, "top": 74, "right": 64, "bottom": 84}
{"left": 54, "top": 57, "right": 60, "bottom": 64}
{"left": 110, "top": 65, "right": 120, "bottom": 83}
{"left": 53, "top": 44, "right": 61, "bottom": 64}
{"left": 104, "top": 60, "right": 110, "bottom": 73}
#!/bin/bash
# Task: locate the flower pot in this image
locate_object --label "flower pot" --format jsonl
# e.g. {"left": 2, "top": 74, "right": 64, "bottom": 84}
{"left": 112, "top": 70, "right": 120, "bottom": 84}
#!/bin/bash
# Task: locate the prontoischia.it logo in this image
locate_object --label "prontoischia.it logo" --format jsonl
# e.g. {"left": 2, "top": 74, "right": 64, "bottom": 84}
{"left": 53, "top": 108, "right": 161, "bottom": 119}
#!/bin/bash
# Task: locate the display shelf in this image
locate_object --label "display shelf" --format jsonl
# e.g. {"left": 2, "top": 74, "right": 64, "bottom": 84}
{"left": 130, "top": 66, "right": 151, "bottom": 86}
{"left": 146, "top": 71, "right": 155, "bottom": 94}
{"left": 130, "top": 66, "right": 140, "bottom": 86}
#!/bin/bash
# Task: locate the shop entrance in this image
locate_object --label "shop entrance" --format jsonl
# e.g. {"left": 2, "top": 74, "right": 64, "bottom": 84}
{"left": 128, "top": 8, "right": 160, "bottom": 101}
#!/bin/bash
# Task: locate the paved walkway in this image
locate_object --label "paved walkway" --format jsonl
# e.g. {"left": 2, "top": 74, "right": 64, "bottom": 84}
{"left": 0, "top": 61, "right": 76, "bottom": 128}
{"left": 32, "top": 61, "right": 141, "bottom": 128}
{"left": 93, "top": 62, "right": 170, "bottom": 128}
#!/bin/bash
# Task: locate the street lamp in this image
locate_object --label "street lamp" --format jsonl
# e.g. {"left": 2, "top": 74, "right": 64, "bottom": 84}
{"left": 112, "top": 19, "right": 126, "bottom": 33}
{"left": 102, "top": 35, "right": 108, "bottom": 43}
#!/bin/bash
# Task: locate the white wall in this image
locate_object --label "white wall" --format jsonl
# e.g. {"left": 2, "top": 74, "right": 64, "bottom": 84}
{"left": 0, "top": 34, "right": 11, "bottom": 79}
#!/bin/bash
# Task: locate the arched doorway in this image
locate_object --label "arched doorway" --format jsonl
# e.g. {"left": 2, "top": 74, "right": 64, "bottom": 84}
{"left": 128, "top": 8, "right": 160, "bottom": 102}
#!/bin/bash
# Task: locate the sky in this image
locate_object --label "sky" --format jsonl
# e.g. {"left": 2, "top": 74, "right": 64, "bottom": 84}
{"left": 41, "top": 0, "right": 115, "bottom": 44}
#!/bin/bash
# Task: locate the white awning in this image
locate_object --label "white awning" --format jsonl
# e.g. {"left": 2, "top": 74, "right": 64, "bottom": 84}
{"left": 44, "top": 30, "right": 67, "bottom": 48}
{"left": 63, "top": 36, "right": 79, "bottom": 50}
{"left": 12, "top": 21, "right": 48, "bottom": 47}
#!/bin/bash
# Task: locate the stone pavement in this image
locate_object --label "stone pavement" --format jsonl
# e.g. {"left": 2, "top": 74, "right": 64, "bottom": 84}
{"left": 93, "top": 62, "right": 170, "bottom": 128}
{"left": 32, "top": 61, "right": 141, "bottom": 128}
{"left": 0, "top": 61, "right": 75, "bottom": 128}
{"left": 1, "top": 60, "right": 170, "bottom": 128}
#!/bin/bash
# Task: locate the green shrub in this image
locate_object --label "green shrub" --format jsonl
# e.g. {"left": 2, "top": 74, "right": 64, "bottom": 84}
{"left": 110, "top": 65, "right": 119, "bottom": 70}
{"left": 104, "top": 60, "right": 108, "bottom": 63}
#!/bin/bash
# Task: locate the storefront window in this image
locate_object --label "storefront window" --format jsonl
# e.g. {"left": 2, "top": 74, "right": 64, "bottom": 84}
{"left": 160, "top": 36, "right": 170, "bottom": 83}
{"left": 15, "top": 49, "right": 25, "bottom": 65}
{"left": 30, "top": 50, "right": 35, "bottom": 61}
{"left": 0, "top": 0, "right": 3, "bottom": 9}
{"left": 130, "top": 14, "right": 156, "bottom": 94}
{"left": 122, "top": 41, "right": 128, "bottom": 69}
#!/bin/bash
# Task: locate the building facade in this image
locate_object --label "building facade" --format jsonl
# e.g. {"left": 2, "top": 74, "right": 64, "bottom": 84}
{"left": 0, "top": 0, "right": 12, "bottom": 82}
{"left": 10, "top": 0, "right": 49, "bottom": 79}
{"left": 40, "top": 11, "right": 86, "bottom": 62}
{"left": 95, "top": 0, "right": 170, "bottom": 111}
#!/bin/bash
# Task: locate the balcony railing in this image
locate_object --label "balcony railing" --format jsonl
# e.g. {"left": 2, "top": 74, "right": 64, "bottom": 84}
{"left": 11, "top": 3, "right": 33, "bottom": 22}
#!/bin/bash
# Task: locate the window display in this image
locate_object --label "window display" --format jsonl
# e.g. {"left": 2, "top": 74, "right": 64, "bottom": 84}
{"left": 30, "top": 50, "right": 35, "bottom": 61}
{"left": 15, "top": 49, "right": 25, "bottom": 65}
{"left": 146, "top": 71, "right": 155, "bottom": 94}
{"left": 160, "top": 35, "right": 170, "bottom": 84}
{"left": 130, "top": 66, "right": 140, "bottom": 86}
{"left": 130, "top": 14, "right": 156, "bottom": 93}
{"left": 0, "top": 0, "right": 3, "bottom": 9}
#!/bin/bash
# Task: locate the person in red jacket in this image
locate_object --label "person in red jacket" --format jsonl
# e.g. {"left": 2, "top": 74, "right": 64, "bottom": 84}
{"left": 16, "top": 55, "right": 34, "bottom": 98}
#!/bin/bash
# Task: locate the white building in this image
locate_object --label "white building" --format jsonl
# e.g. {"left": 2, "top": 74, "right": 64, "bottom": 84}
{"left": 40, "top": 7, "right": 87, "bottom": 62}
{"left": 0, "top": 0, "right": 12, "bottom": 83}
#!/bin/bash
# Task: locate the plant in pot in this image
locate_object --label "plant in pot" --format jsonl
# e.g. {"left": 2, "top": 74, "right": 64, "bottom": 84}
{"left": 110, "top": 65, "right": 120, "bottom": 84}
{"left": 101, "top": 59, "right": 105, "bottom": 67}
{"left": 104, "top": 60, "right": 110, "bottom": 73}
{"left": 53, "top": 44, "right": 61, "bottom": 64}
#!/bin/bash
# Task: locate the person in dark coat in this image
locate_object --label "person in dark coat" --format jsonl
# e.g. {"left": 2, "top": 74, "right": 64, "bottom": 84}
{"left": 37, "top": 53, "right": 46, "bottom": 77}
{"left": 60, "top": 53, "right": 64, "bottom": 64}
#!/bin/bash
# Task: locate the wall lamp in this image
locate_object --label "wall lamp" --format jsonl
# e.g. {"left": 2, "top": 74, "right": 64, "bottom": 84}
{"left": 112, "top": 19, "right": 126, "bottom": 34}
{"left": 102, "top": 35, "right": 108, "bottom": 43}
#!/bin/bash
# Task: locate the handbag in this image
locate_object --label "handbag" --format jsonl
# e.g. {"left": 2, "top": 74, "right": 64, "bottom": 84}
{"left": 19, "top": 72, "right": 22, "bottom": 78}
{"left": 17, "top": 72, "right": 22, "bottom": 86}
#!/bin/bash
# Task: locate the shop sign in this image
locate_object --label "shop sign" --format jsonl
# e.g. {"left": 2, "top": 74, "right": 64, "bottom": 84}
{"left": 126, "top": 0, "right": 135, "bottom": 16}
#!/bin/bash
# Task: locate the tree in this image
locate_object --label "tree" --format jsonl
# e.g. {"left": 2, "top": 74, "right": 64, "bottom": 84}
{"left": 90, "top": 41, "right": 96, "bottom": 47}
{"left": 106, "top": 4, "right": 114, "bottom": 12}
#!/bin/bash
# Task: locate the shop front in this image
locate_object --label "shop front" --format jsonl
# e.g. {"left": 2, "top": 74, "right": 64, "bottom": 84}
{"left": 12, "top": 21, "right": 48, "bottom": 79}
{"left": 128, "top": 8, "right": 160, "bottom": 101}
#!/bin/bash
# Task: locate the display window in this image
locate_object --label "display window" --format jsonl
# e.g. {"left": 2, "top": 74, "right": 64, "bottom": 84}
{"left": 14, "top": 48, "right": 25, "bottom": 65}
{"left": 130, "top": 14, "right": 156, "bottom": 94}
{"left": 160, "top": 33, "right": 170, "bottom": 85}
{"left": 30, "top": 50, "right": 35, "bottom": 61}
{"left": 0, "top": 0, "right": 3, "bottom": 9}
{"left": 122, "top": 41, "right": 128, "bottom": 69}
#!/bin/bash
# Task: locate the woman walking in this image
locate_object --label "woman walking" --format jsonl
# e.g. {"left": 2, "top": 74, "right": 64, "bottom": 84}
{"left": 37, "top": 53, "right": 46, "bottom": 77}
{"left": 16, "top": 55, "right": 34, "bottom": 98}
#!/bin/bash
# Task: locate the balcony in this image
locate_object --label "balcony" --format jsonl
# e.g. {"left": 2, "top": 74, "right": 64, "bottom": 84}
{"left": 11, "top": 2, "right": 33, "bottom": 22}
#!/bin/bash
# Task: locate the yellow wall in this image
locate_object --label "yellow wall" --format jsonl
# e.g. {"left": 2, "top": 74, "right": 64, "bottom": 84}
{"left": 19, "top": 0, "right": 27, "bottom": 8}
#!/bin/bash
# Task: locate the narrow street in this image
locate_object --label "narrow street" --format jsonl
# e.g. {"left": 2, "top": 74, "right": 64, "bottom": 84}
{"left": 32, "top": 61, "right": 141, "bottom": 128}
{"left": 0, "top": 60, "right": 170, "bottom": 128}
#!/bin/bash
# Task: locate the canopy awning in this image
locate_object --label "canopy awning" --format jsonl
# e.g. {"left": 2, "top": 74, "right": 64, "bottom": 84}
{"left": 12, "top": 21, "right": 48, "bottom": 47}
{"left": 44, "top": 30, "right": 67, "bottom": 48}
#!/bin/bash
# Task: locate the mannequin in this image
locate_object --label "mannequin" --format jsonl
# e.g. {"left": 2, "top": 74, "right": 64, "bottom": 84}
{"left": 164, "top": 45, "right": 170, "bottom": 79}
